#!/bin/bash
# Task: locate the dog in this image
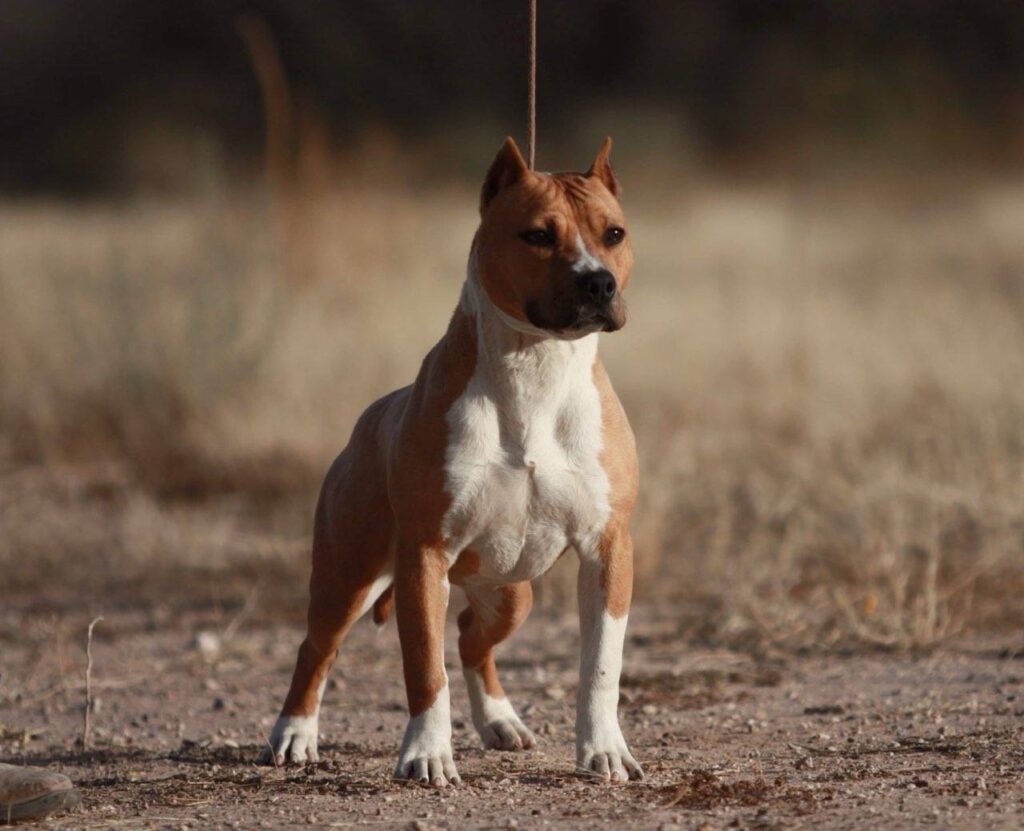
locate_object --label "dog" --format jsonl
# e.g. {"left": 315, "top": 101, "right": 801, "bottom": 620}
{"left": 260, "top": 136, "right": 642, "bottom": 786}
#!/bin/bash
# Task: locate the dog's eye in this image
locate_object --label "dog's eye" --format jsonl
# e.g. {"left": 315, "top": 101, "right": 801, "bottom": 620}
{"left": 519, "top": 229, "right": 555, "bottom": 248}
{"left": 603, "top": 226, "right": 626, "bottom": 247}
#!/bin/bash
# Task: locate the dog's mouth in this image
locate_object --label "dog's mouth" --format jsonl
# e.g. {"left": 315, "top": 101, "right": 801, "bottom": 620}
{"left": 583, "top": 308, "right": 625, "bottom": 333}
{"left": 524, "top": 300, "right": 626, "bottom": 337}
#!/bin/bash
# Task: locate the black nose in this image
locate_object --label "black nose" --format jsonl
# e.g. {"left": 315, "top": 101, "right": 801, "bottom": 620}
{"left": 579, "top": 269, "right": 617, "bottom": 303}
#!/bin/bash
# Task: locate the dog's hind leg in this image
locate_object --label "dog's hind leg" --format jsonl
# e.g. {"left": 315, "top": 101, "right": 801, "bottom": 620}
{"left": 260, "top": 446, "right": 394, "bottom": 766}
{"left": 458, "top": 581, "right": 536, "bottom": 750}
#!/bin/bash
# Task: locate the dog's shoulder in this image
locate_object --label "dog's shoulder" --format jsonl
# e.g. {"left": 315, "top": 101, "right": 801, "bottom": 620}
{"left": 384, "top": 306, "right": 478, "bottom": 541}
{"left": 398, "top": 306, "right": 477, "bottom": 445}
{"left": 592, "top": 358, "right": 638, "bottom": 516}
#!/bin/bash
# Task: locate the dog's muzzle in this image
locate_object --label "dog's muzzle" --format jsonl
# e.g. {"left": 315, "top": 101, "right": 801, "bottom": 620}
{"left": 523, "top": 269, "right": 627, "bottom": 336}
{"left": 575, "top": 269, "right": 625, "bottom": 332}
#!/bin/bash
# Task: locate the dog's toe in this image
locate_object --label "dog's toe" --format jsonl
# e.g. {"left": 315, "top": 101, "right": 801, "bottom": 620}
{"left": 481, "top": 717, "right": 536, "bottom": 751}
{"left": 260, "top": 716, "right": 319, "bottom": 767}
{"left": 578, "top": 750, "right": 643, "bottom": 784}
{"left": 393, "top": 752, "right": 460, "bottom": 788}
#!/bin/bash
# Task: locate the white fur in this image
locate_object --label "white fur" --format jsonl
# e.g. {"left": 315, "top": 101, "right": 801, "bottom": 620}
{"left": 463, "top": 669, "right": 535, "bottom": 749}
{"left": 357, "top": 562, "right": 395, "bottom": 619}
{"left": 263, "top": 713, "right": 320, "bottom": 765}
{"left": 394, "top": 684, "right": 459, "bottom": 785}
{"left": 439, "top": 261, "right": 640, "bottom": 781}
{"left": 443, "top": 266, "right": 611, "bottom": 585}
{"left": 575, "top": 559, "right": 642, "bottom": 781}
{"left": 572, "top": 233, "right": 605, "bottom": 273}
{"left": 393, "top": 574, "right": 459, "bottom": 785}
{"left": 459, "top": 582, "right": 536, "bottom": 749}
{"left": 488, "top": 299, "right": 554, "bottom": 339}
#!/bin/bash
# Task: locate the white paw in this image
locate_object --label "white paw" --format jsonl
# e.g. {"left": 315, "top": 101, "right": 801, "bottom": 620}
{"left": 260, "top": 715, "right": 319, "bottom": 765}
{"left": 577, "top": 725, "right": 643, "bottom": 783}
{"left": 393, "top": 702, "right": 459, "bottom": 787}
{"left": 479, "top": 715, "right": 536, "bottom": 751}
{"left": 463, "top": 670, "right": 536, "bottom": 751}
{"left": 393, "top": 737, "right": 460, "bottom": 787}
{"left": 577, "top": 746, "right": 644, "bottom": 783}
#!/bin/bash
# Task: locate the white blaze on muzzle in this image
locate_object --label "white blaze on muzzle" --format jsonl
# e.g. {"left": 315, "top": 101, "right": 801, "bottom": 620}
{"left": 571, "top": 233, "right": 606, "bottom": 274}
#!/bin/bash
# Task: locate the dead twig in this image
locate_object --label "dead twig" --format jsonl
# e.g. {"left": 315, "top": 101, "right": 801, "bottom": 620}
{"left": 82, "top": 616, "right": 103, "bottom": 749}
{"left": 259, "top": 725, "right": 280, "bottom": 769}
{"left": 222, "top": 584, "right": 260, "bottom": 643}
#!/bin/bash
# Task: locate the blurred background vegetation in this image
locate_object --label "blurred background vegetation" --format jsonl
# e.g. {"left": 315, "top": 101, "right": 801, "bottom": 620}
{"left": 2, "top": 1, "right": 1023, "bottom": 650}
{"left": 3, "top": 0, "right": 1023, "bottom": 194}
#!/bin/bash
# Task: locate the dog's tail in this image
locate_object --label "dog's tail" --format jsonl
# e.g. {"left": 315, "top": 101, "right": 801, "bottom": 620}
{"left": 372, "top": 585, "right": 394, "bottom": 626}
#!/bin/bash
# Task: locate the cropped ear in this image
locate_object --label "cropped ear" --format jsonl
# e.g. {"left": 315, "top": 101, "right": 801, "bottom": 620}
{"left": 480, "top": 137, "right": 529, "bottom": 213}
{"left": 586, "top": 136, "right": 620, "bottom": 198}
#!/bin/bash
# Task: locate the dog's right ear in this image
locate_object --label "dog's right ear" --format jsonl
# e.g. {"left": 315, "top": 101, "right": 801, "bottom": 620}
{"left": 480, "top": 137, "right": 529, "bottom": 214}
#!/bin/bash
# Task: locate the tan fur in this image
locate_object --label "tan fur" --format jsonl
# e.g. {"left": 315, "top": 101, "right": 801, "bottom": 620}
{"left": 388, "top": 308, "right": 478, "bottom": 717}
{"left": 372, "top": 586, "right": 394, "bottom": 625}
{"left": 279, "top": 392, "right": 400, "bottom": 716}
{"left": 269, "top": 137, "right": 640, "bottom": 783}
{"left": 389, "top": 307, "right": 478, "bottom": 545}
{"left": 395, "top": 543, "right": 451, "bottom": 717}
{"left": 448, "top": 550, "right": 481, "bottom": 585}
{"left": 593, "top": 358, "right": 639, "bottom": 619}
{"left": 277, "top": 309, "right": 476, "bottom": 721}
{"left": 457, "top": 583, "right": 534, "bottom": 697}
{"left": 586, "top": 136, "right": 621, "bottom": 198}
{"left": 476, "top": 142, "right": 632, "bottom": 333}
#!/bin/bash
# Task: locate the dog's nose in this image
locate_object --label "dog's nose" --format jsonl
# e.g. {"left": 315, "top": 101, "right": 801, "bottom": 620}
{"left": 579, "top": 269, "right": 617, "bottom": 303}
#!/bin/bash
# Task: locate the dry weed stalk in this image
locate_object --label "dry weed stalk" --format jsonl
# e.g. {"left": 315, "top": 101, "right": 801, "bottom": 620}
{"left": 235, "top": 13, "right": 331, "bottom": 284}
{"left": 222, "top": 584, "right": 260, "bottom": 643}
{"left": 82, "top": 616, "right": 103, "bottom": 749}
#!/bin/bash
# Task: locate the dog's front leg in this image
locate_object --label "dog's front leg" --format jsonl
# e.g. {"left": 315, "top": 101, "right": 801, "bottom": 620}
{"left": 576, "top": 530, "right": 644, "bottom": 782}
{"left": 393, "top": 543, "right": 460, "bottom": 787}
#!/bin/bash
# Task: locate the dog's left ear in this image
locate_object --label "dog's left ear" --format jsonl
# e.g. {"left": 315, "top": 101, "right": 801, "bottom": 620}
{"left": 481, "top": 137, "right": 530, "bottom": 213}
{"left": 587, "top": 136, "right": 620, "bottom": 198}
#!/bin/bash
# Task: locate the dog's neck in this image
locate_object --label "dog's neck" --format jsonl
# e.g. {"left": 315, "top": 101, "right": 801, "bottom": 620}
{"left": 458, "top": 254, "right": 599, "bottom": 423}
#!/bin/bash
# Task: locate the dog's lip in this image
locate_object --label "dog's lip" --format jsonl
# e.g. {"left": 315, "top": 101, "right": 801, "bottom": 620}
{"left": 523, "top": 301, "right": 623, "bottom": 337}
{"left": 547, "top": 316, "right": 617, "bottom": 339}
{"left": 574, "top": 307, "right": 621, "bottom": 333}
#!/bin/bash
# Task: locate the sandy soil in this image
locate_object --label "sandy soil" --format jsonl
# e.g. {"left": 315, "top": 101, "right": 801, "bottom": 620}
{"left": 2, "top": 601, "right": 1023, "bottom": 830}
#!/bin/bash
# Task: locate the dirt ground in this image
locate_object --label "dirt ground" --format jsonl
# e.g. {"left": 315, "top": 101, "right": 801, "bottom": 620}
{"left": 2, "top": 599, "right": 1023, "bottom": 831}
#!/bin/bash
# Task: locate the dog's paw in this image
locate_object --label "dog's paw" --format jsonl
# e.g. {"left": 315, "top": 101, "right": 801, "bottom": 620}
{"left": 577, "top": 742, "right": 644, "bottom": 783}
{"left": 464, "top": 672, "right": 536, "bottom": 752}
{"left": 394, "top": 709, "right": 459, "bottom": 788}
{"left": 259, "top": 715, "right": 319, "bottom": 766}
{"left": 478, "top": 716, "right": 536, "bottom": 751}
{"left": 393, "top": 743, "right": 460, "bottom": 788}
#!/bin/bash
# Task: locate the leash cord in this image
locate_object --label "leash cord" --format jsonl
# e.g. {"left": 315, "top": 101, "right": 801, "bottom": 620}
{"left": 528, "top": 0, "right": 537, "bottom": 169}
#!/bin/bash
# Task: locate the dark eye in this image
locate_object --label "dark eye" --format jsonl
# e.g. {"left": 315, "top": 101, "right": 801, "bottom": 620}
{"left": 603, "top": 226, "right": 626, "bottom": 247}
{"left": 519, "top": 228, "right": 555, "bottom": 247}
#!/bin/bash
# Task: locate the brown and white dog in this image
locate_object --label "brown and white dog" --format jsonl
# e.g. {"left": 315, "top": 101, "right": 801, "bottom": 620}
{"left": 260, "top": 137, "right": 642, "bottom": 786}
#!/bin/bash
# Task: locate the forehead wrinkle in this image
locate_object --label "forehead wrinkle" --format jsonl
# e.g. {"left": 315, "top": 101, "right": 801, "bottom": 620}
{"left": 518, "top": 175, "right": 568, "bottom": 214}
{"left": 550, "top": 173, "right": 620, "bottom": 237}
{"left": 554, "top": 173, "right": 592, "bottom": 205}
{"left": 518, "top": 173, "right": 619, "bottom": 248}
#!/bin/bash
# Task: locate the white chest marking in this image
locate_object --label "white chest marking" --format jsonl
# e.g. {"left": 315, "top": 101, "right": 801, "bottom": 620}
{"left": 440, "top": 271, "right": 610, "bottom": 583}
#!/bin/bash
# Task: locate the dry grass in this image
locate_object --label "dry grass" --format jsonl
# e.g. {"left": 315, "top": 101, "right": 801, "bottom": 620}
{"left": 1, "top": 176, "right": 1022, "bottom": 650}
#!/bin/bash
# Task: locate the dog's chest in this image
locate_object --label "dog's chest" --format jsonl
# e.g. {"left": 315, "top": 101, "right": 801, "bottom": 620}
{"left": 441, "top": 344, "right": 610, "bottom": 583}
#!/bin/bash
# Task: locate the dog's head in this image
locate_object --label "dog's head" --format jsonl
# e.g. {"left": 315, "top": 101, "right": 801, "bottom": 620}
{"left": 475, "top": 136, "right": 632, "bottom": 337}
